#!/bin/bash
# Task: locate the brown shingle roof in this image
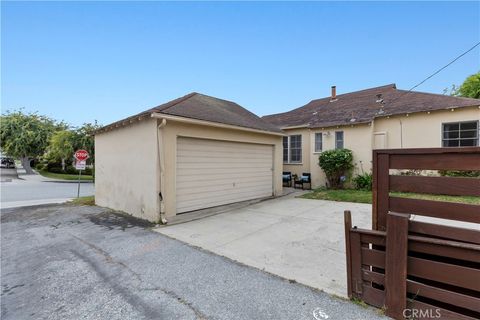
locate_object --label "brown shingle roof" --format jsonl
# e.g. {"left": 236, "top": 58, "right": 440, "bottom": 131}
{"left": 99, "top": 92, "right": 283, "bottom": 134}
{"left": 262, "top": 84, "right": 480, "bottom": 129}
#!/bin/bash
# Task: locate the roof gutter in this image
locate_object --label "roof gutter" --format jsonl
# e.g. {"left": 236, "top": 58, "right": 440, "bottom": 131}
{"left": 279, "top": 125, "right": 309, "bottom": 130}
{"left": 150, "top": 113, "right": 285, "bottom": 136}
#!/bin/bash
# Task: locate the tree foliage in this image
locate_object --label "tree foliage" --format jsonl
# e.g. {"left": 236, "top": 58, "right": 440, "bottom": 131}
{"left": 446, "top": 72, "right": 480, "bottom": 98}
{"left": 318, "top": 148, "right": 354, "bottom": 189}
{"left": 0, "top": 109, "right": 100, "bottom": 174}
{"left": 456, "top": 72, "right": 480, "bottom": 98}
{"left": 45, "top": 130, "right": 76, "bottom": 171}
{"left": 0, "top": 110, "right": 64, "bottom": 173}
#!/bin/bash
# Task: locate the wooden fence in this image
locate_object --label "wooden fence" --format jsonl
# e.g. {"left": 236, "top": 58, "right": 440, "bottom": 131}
{"left": 345, "top": 147, "right": 480, "bottom": 319}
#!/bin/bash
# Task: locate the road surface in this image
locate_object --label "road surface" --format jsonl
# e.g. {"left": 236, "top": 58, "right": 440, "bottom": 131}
{"left": 1, "top": 169, "right": 94, "bottom": 208}
{"left": 1, "top": 204, "right": 385, "bottom": 320}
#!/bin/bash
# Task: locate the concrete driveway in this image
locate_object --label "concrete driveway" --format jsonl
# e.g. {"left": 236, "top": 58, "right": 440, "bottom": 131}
{"left": 156, "top": 195, "right": 372, "bottom": 298}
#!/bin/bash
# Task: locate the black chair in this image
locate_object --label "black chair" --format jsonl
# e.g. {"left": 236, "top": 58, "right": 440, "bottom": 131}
{"left": 294, "top": 172, "right": 311, "bottom": 190}
{"left": 282, "top": 171, "right": 292, "bottom": 187}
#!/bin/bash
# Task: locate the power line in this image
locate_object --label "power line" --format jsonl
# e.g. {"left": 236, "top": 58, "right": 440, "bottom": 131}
{"left": 387, "top": 41, "right": 480, "bottom": 104}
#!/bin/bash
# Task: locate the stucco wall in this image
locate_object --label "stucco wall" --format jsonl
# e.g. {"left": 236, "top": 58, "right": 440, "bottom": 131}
{"left": 282, "top": 128, "right": 311, "bottom": 178}
{"left": 373, "top": 106, "right": 480, "bottom": 149}
{"left": 95, "top": 118, "right": 160, "bottom": 222}
{"left": 160, "top": 119, "right": 284, "bottom": 218}
{"left": 308, "top": 124, "right": 373, "bottom": 188}
{"left": 281, "top": 106, "right": 480, "bottom": 189}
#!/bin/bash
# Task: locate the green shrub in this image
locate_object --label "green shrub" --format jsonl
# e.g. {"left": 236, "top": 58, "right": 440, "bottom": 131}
{"left": 35, "top": 163, "right": 47, "bottom": 171}
{"left": 318, "top": 149, "right": 354, "bottom": 189}
{"left": 65, "top": 166, "right": 77, "bottom": 174}
{"left": 48, "top": 166, "right": 64, "bottom": 173}
{"left": 439, "top": 170, "right": 480, "bottom": 178}
{"left": 353, "top": 173, "right": 373, "bottom": 191}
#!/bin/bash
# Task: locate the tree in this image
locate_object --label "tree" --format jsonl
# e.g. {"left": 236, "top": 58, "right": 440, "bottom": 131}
{"left": 318, "top": 149, "right": 354, "bottom": 189}
{"left": 445, "top": 72, "right": 480, "bottom": 98}
{"left": 456, "top": 72, "right": 480, "bottom": 98}
{"left": 45, "top": 130, "right": 76, "bottom": 171}
{"left": 0, "top": 110, "right": 63, "bottom": 174}
{"left": 72, "top": 122, "right": 100, "bottom": 163}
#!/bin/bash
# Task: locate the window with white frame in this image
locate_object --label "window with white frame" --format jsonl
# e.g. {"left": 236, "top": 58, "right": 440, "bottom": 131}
{"left": 335, "top": 131, "right": 344, "bottom": 149}
{"left": 283, "top": 135, "right": 302, "bottom": 163}
{"left": 315, "top": 133, "right": 323, "bottom": 152}
{"left": 442, "top": 121, "right": 479, "bottom": 147}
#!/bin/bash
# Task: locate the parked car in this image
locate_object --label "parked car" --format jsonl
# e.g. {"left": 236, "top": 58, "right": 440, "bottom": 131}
{"left": 0, "top": 157, "right": 16, "bottom": 169}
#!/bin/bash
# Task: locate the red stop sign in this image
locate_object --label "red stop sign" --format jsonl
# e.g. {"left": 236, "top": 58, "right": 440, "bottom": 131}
{"left": 74, "top": 149, "right": 90, "bottom": 161}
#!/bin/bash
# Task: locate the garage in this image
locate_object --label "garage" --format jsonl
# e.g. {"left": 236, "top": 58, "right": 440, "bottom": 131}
{"left": 176, "top": 137, "right": 274, "bottom": 213}
{"left": 95, "top": 92, "right": 284, "bottom": 223}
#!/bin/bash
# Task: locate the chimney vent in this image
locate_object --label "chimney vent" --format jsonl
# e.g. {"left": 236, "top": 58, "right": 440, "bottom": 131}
{"left": 330, "top": 86, "right": 337, "bottom": 101}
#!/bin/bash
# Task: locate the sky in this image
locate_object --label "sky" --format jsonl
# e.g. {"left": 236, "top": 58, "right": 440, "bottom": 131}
{"left": 2, "top": 1, "right": 479, "bottom": 127}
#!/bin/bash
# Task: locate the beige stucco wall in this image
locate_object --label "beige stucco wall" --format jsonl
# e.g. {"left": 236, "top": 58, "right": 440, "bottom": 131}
{"left": 281, "top": 106, "right": 480, "bottom": 189}
{"left": 95, "top": 118, "right": 160, "bottom": 222}
{"left": 161, "top": 120, "right": 283, "bottom": 218}
{"left": 282, "top": 128, "right": 311, "bottom": 178}
{"left": 308, "top": 124, "right": 373, "bottom": 188}
{"left": 373, "top": 106, "right": 480, "bottom": 149}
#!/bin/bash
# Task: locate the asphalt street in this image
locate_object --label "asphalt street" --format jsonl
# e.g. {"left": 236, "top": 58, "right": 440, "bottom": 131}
{"left": 1, "top": 169, "right": 94, "bottom": 207}
{"left": 1, "top": 204, "right": 385, "bottom": 320}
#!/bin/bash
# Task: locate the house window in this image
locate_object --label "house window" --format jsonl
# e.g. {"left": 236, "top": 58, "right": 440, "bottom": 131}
{"left": 335, "top": 131, "right": 344, "bottom": 149}
{"left": 290, "top": 135, "right": 302, "bottom": 163}
{"left": 315, "top": 133, "right": 323, "bottom": 152}
{"left": 283, "top": 137, "right": 289, "bottom": 162}
{"left": 442, "top": 121, "right": 479, "bottom": 147}
{"left": 283, "top": 135, "right": 302, "bottom": 163}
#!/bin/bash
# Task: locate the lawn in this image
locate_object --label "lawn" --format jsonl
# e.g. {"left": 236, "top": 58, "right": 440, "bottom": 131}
{"left": 68, "top": 196, "right": 95, "bottom": 206}
{"left": 301, "top": 188, "right": 480, "bottom": 205}
{"left": 38, "top": 170, "right": 93, "bottom": 181}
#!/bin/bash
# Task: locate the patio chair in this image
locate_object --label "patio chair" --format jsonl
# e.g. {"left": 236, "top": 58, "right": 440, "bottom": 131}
{"left": 282, "top": 171, "right": 292, "bottom": 187}
{"left": 294, "top": 173, "right": 311, "bottom": 190}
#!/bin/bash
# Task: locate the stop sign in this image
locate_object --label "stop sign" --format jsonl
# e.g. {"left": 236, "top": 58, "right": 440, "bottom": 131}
{"left": 74, "top": 149, "right": 90, "bottom": 161}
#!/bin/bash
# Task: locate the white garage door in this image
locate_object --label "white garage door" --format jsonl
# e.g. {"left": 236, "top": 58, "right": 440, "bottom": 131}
{"left": 176, "top": 137, "right": 274, "bottom": 213}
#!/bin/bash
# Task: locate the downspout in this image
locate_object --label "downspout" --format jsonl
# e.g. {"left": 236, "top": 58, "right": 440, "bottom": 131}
{"left": 157, "top": 118, "right": 168, "bottom": 224}
{"left": 399, "top": 120, "right": 403, "bottom": 148}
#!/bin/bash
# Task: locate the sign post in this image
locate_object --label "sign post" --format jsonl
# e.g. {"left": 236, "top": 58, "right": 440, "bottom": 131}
{"left": 74, "top": 150, "right": 90, "bottom": 198}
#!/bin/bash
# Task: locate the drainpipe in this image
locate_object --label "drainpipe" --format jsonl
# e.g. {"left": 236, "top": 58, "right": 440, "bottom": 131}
{"left": 157, "top": 118, "right": 168, "bottom": 224}
{"left": 399, "top": 120, "right": 403, "bottom": 148}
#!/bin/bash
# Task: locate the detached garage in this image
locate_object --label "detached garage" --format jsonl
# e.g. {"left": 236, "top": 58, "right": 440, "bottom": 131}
{"left": 95, "top": 93, "right": 284, "bottom": 223}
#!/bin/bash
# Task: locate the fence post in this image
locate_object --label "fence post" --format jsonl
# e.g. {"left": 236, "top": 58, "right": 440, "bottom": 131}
{"left": 373, "top": 152, "right": 390, "bottom": 231}
{"left": 344, "top": 210, "right": 353, "bottom": 298}
{"left": 385, "top": 211, "right": 410, "bottom": 319}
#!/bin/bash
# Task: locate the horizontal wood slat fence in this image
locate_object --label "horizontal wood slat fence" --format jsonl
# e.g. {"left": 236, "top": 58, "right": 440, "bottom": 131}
{"left": 345, "top": 147, "right": 480, "bottom": 319}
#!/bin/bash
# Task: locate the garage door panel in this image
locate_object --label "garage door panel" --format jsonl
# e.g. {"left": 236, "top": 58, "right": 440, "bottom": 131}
{"left": 176, "top": 137, "right": 274, "bottom": 213}
{"left": 177, "top": 150, "right": 272, "bottom": 159}
{"left": 177, "top": 167, "right": 272, "bottom": 177}
{"left": 176, "top": 176, "right": 273, "bottom": 188}
{"left": 176, "top": 182, "right": 273, "bottom": 201}
{"left": 177, "top": 189, "right": 272, "bottom": 213}
{"left": 178, "top": 140, "right": 271, "bottom": 152}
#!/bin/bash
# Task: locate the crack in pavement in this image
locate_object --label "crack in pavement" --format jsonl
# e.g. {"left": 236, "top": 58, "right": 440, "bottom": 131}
{"left": 70, "top": 233, "right": 208, "bottom": 319}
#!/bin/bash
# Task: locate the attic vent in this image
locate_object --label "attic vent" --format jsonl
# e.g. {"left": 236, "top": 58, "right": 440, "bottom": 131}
{"left": 376, "top": 94, "right": 384, "bottom": 104}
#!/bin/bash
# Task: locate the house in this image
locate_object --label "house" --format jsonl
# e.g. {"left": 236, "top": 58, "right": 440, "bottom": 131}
{"left": 262, "top": 84, "right": 480, "bottom": 188}
{"left": 95, "top": 93, "right": 284, "bottom": 223}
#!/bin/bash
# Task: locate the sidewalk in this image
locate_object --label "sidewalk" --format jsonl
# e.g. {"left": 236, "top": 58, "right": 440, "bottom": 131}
{"left": 17, "top": 168, "right": 93, "bottom": 183}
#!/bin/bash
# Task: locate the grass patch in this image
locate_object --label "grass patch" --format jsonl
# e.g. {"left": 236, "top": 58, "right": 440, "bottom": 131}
{"left": 38, "top": 170, "right": 93, "bottom": 181}
{"left": 350, "top": 297, "right": 369, "bottom": 308}
{"left": 301, "top": 188, "right": 480, "bottom": 205}
{"left": 301, "top": 188, "right": 372, "bottom": 204}
{"left": 68, "top": 196, "right": 95, "bottom": 206}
